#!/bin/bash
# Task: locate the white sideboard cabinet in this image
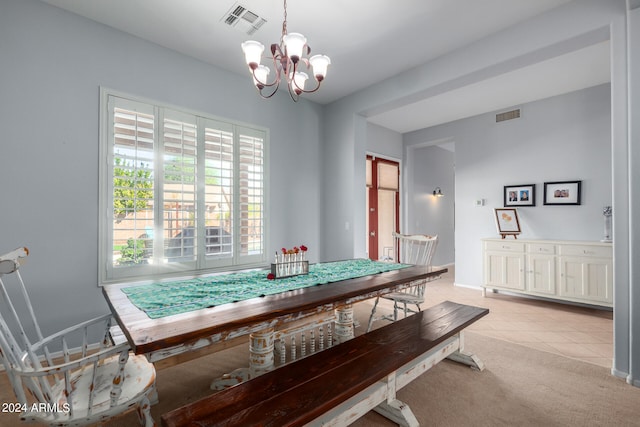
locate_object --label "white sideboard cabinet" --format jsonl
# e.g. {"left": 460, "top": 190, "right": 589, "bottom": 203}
{"left": 482, "top": 238, "right": 612, "bottom": 308}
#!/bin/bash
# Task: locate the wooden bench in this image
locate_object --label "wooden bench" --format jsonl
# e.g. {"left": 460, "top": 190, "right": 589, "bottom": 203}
{"left": 161, "top": 300, "right": 489, "bottom": 427}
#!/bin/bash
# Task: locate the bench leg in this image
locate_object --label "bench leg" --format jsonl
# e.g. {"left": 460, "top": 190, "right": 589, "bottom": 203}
{"left": 446, "top": 332, "right": 485, "bottom": 371}
{"left": 374, "top": 372, "right": 419, "bottom": 427}
{"left": 375, "top": 400, "right": 419, "bottom": 427}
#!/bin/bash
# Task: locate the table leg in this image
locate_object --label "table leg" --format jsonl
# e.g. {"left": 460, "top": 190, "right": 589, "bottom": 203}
{"left": 333, "top": 304, "right": 354, "bottom": 344}
{"left": 249, "top": 327, "right": 275, "bottom": 373}
{"left": 211, "top": 327, "right": 275, "bottom": 390}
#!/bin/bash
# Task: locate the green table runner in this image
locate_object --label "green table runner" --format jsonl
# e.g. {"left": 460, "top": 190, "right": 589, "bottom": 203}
{"left": 122, "top": 259, "right": 409, "bottom": 319}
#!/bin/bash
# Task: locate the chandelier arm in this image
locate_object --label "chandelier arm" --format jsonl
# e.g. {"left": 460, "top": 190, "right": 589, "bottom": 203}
{"left": 285, "top": 58, "right": 299, "bottom": 92}
{"left": 287, "top": 83, "right": 300, "bottom": 102}
{"left": 296, "top": 79, "right": 323, "bottom": 94}
{"left": 288, "top": 60, "right": 323, "bottom": 94}
{"left": 258, "top": 79, "right": 282, "bottom": 99}
{"left": 271, "top": 43, "right": 282, "bottom": 58}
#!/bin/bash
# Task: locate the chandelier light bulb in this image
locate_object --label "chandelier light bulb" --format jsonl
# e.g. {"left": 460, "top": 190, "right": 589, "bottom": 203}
{"left": 241, "top": 41, "right": 264, "bottom": 68}
{"left": 309, "top": 54, "right": 331, "bottom": 81}
{"left": 282, "top": 33, "right": 307, "bottom": 62}
{"left": 253, "top": 65, "right": 270, "bottom": 89}
{"left": 292, "top": 71, "right": 309, "bottom": 94}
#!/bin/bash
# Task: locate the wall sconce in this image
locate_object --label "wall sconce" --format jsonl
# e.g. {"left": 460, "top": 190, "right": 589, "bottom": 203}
{"left": 433, "top": 187, "right": 444, "bottom": 197}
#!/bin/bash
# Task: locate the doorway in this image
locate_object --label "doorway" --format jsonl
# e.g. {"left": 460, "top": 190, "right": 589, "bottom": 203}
{"left": 366, "top": 155, "right": 399, "bottom": 261}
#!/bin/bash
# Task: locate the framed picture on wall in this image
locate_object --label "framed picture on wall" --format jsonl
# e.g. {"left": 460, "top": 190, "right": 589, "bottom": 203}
{"left": 494, "top": 208, "right": 521, "bottom": 238}
{"left": 543, "top": 180, "right": 582, "bottom": 205}
{"left": 504, "top": 184, "right": 535, "bottom": 207}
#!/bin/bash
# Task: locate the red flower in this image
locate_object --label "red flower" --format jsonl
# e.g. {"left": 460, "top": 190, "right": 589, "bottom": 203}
{"left": 281, "top": 247, "right": 287, "bottom": 254}
{"left": 293, "top": 246, "right": 300, "bottom": 253}
{"left": 300, "top": 245, "right": 308, "bottom": 252}
{"left": 267, "top": 273, "right": 275, "bottom": 280}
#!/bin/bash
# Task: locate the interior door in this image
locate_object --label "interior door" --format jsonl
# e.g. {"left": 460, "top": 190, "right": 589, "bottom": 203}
{"left": 366, "top": 156, "right": 400, "bottom": 260}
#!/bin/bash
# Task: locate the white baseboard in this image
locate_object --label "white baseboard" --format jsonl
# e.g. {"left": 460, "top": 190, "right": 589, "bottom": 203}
{"left": 453, "top": 282, "right": 483, "bottom": 290}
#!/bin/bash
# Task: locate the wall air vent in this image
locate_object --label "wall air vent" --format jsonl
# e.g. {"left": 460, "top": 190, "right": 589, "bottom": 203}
{"left": 496, "top": 109, "right": 521, "bottom": 123}
{"left": 222, "top": 3, "right": 267, "bottom": 36}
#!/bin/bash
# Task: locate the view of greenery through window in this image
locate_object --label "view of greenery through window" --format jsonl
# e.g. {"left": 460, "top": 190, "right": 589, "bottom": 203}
{"left": 102, "top": 93, "right": 266, "bottom": 281}
{"left": 113, "top": 157, "right": 153, "bottom": 264}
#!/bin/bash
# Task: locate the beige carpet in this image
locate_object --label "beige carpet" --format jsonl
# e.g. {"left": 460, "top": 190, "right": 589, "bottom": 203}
{"left": 1, "top": 304, "right": 639, "bottom": 427}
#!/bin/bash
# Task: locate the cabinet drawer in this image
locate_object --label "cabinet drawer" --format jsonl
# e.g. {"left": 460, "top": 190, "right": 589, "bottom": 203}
{"left": 559, "top": 245, "right": 612, "bottom": 258}
{"left": 528, "top": 243, "right": 556, "bottom": 255}
{"left": 484, "top": 241, "right": 525, "bottom": 252}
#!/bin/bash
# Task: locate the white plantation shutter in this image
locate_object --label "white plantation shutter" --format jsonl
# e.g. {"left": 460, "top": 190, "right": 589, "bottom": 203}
{"left": 238, "top": 130, "right": 265, "bottom": 260}
{"left": 109, "top": 98, "right": 155, "bottom": 277}
{"left": 100, "top": 90, "right": 268, "bottom": 283}
{"left": 162, "top": 112, "right": 198, "bottom": 264}
{"left": 203, "top": 119, "right": 234, "bottom": 264}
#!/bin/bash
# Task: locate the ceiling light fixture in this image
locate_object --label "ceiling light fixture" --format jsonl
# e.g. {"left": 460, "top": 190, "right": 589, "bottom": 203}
{"left": 240, "top": 0, "right": 330, "bottom": 102}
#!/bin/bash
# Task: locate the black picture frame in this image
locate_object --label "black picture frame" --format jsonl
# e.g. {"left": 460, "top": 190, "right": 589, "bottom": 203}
{"left": 543, "top": 180, "right": 582, "bottom": 205}
{"left": 504, "top": 184, "right": 535, "bottom": 207}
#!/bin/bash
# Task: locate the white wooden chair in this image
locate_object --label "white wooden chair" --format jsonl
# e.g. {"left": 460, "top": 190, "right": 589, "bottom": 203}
{"left": 367, "top": 233, "right": 438, "bottom": 332}
{"left": 0, "top": 247, "right": 157, "bottom": 426}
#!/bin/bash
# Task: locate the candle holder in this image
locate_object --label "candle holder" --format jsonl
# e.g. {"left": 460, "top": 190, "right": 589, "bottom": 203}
{"left": 271, "top": 253, "right": 309, "bottom": 279}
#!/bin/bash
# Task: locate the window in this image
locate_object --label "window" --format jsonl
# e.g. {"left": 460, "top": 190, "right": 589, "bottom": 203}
{"left": 99, "top": 90, "right": 268, "bottom": 284}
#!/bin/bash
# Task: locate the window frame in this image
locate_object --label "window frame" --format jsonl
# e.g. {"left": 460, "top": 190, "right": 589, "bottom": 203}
{"left": 99, "top": 88, "right": 269, "bottom": 285}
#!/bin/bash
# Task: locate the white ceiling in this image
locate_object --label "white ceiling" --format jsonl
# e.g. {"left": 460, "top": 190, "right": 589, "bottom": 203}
{"left": 40, "top": 0, "right": 610, "bottom": 133}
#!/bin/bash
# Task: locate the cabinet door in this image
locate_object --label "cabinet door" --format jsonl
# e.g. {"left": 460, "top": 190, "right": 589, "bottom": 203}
{"left": 558, "top": 257, "right": 584, "bottom": 299}
{"left": 558, "top": 256, "right": 613, "bottom": 304}
{"left": 485, "top": 251, "right": 525, "bottom": 290}
{"left": 583, "top": 257, "right": 613, "bottom": 303}
{"left": 527, "top": 254, "right": 555, "bottom": 295}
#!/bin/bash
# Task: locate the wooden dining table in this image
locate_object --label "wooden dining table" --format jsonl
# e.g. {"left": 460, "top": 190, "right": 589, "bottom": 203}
{"left": 102, "top": 262, "right": 447, "bottom": 377}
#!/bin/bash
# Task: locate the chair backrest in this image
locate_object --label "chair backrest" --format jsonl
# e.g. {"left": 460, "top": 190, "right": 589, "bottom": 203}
{"left": 0, "top": 247, "right": 113, "bottom": 410}
{"left": 0, "top": 247, "right": 57, "bottom": 404}
{"left": 0, "top": 247, "right": 156, "bottom": 426}
{"left": 393, "top": 232, "right": 438, "bottom": 267}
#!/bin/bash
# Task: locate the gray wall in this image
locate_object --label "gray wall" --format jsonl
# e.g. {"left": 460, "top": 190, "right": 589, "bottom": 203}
{"left": 0, "top": 0, "right": 324, "bottom": 333}
{"left": 405, "top": 146, "right": 455, "bottom": 267}
{"left": 405, "top": 84, "right": 611, "bottom": 286}
{"left": 321, "top": 0, "right": 636, "bottom": 384}
{"left": 628, "top": 4, "right": 640, "bottom": 387}
{"left": 366, "top": 123, "right": 403, "bottom": 160}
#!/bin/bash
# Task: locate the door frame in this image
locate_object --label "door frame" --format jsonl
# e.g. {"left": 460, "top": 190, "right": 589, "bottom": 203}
{"left": 367, "top": 155, "right": 400, "bottom": 260}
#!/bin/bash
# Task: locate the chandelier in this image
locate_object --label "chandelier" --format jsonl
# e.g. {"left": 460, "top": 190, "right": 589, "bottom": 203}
{"left": 240, "top": 0, "right": 331, "bottom": 101}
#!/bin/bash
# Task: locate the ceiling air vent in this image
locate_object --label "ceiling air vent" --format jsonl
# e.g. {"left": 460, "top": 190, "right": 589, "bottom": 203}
{"left": 222, "top": 3, "right": 267, "bottom": 36}
{"left": 496, "top": 109, "right": 521, "bottom": 123}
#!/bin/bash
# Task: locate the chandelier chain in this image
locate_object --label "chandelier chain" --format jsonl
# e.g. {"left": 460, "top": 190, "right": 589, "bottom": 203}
{"left": 281, "top": 0, "right": 288, "bottom": 41}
